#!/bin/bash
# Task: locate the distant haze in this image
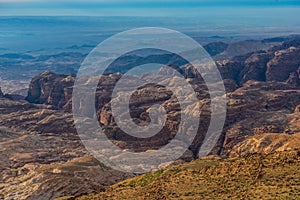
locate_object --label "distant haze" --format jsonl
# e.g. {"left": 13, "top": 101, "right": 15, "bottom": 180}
{"left": 0, "top": 1, "right": 299, "bottom": 56}
{"left": 0, "top": 15, "right": 300, "bottom": 53}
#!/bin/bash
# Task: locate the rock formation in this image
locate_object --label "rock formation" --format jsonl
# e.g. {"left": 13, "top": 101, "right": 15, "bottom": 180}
{"left": 2, "top": 36, "right": 300, "bottom": 199}
{"left": 0, "top": 97, "right": 132, "bottom": 199}
{"left": 26, "top": 70, "right": 74, "bottom": 111}
{"left": 203, "top": 41, "right": 228, "bottom": 56}
{"left": 266, "top": 47, "right": 300, "bottom": 82}
{"left": 0, "top": 87, "right": 4, "bottom": 97}
{"left": 218, "top": 38, "right": 300, "bottom": 86}
{"left": 22, "top": 38, "right": 300, "bottom": 159}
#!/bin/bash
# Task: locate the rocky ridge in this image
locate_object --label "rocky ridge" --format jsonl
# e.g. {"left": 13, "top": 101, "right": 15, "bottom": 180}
{"left": 26, "top": 38, "right": 300, "bottom": 111}
{"left": 1, "top": 37, "right": 300, "bottom": 199}
{"left": 0, "top": 98, "right": 132, "bottom": 200}
{"left": 23, "top": 38, "right": 300, "bottom": 157}
{"left": 218, "top": 38, "right": 300, "bottom": 86}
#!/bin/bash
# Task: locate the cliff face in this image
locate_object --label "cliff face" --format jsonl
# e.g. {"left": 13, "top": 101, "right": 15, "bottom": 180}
{"left": 223, "top": 81, "right": 300, "bottom": 156}
{"left": 218, "top": 38, "right": 300, "bottom": 87}
{"left": 0, "top": 97, "right": 132, "bottom": 199}
{"left": 25, "top": 38, "right": 300, "bottom": 111}
{"left": 23, "top": 80, "right": 300, "bottom": 160}
{"left": 2, "top": 79, "right": 300, "bottom": 199}
{"left": 23, "top": 38, "right": 300, "bottom": 159}
{"left": 2, "top": 37, "right": 300, "bottom": 199}
{"left": 266, "top": 47, "right": 300, "bottom": 82}
{"left": 26, "top": 71, "right": 74, "bottom": 111}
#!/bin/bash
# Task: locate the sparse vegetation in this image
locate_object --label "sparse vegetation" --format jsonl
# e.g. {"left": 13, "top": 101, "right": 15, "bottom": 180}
{"left": 76, "top": 150, "right": 300, "bottom": 200}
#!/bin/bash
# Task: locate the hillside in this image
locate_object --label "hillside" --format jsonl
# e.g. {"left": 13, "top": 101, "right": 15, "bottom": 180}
{"left": 1, "top": 35, "right": 300, "bottom": 199}
{"left": 75, "top": 150, "right": 300, "bottom": 200}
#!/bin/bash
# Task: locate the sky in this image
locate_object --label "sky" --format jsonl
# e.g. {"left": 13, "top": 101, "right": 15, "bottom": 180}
{"left": 0, "top": 0, "right": 300, "bottom": 16}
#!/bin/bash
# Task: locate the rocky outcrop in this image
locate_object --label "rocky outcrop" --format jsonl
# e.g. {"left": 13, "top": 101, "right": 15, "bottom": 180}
{"left": 0, "top": 97, "right": 132, "bottom": 200}
{"left": 286, "top": 72, "right": 300, "bottom": 87}
{"left": 26, "top": 71, "right": 74, "bottom": 111}
{"left": 4, "top": 35, "right": 300, "bottom": 199}
{"left": 266, "top": 47, "right": 300, "bottom": 82}
{"left": 31, "top": 79, "right": 300, "bottom": 159}
{"left": 3, "top": 78, "right": 300, "bottom": 199}
{"left": 97, "top": 78, "right": 300, "bottom": 158}
{"left": 217, "top": 38, "right": 300, "bottom": 86}
{"left": 239, "top": 51, "right": 272, "bottom": 84}
{"left": 294, "top": 104, "right": 300, "bottom": 112}
{"left": 1, "top": 156, "right": 132, "bottom": 200}
{"left": 222, "top": 80, "right": 300, "bottom": 156}
{"left": 25, "top": 38, "right": 300, "bottom": 113}
{"left": 23, "top": 38, "right": 300, "bottom": 158}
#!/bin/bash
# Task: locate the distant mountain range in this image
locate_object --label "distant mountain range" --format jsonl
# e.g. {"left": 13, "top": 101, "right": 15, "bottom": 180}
{"left": 1, "top": 34, "right": 299, "bottom": 94}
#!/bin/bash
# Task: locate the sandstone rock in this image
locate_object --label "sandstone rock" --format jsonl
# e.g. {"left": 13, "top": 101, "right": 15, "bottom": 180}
{"left": 294, "top": 104, "right": 300, "bottom": 112}
{"left": 222, "top": 81, "right": 300, "bottom": 156}
{"left": 217, "top": 54, "right": 247, "bottom": 83}
{"left": 0, "top": 97, "right": 132, "bottom": 200}
{"left": 217, "top": 39, "right": 300, "bottom": 86}
{"left": 26, "top": 71, "right": 74, "bottom": 111}
{"left": 239, "top": 52, "right": 272, "bottom": 84}
{"left": 286, "top": 72, "right": 300, "bottom": 87}
{"left": 24, "top": 48, "right": 300, "bottom": 159}
{"left": 266, "top": 47, "right": 300, "bottom": 82}
{"left": 0, "top": 156, "right": 132, "bottom": 200}
{"left": 26, "top": 38, "right": 300, "bottom": 113}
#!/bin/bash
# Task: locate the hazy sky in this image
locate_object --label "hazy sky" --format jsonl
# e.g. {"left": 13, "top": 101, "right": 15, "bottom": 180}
{"left": 0, "top": 0, "right": 300, "bottom": 16}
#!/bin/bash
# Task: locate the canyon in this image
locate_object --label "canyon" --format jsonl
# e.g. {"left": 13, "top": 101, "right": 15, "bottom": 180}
{"left": 1, "top": 36, "right": 300, "bottom": 199}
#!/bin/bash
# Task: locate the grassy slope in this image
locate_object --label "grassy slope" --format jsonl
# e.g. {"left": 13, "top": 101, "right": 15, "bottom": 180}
{"left": 73, "top": 150, "right": 300, "bottom": 200}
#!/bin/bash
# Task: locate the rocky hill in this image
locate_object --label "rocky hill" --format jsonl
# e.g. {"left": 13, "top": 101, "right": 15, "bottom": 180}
{"left": 0, "top": 97, "right": 132, "bottom": 200}
{"left": 2, "top": 79, "right": 300, "bottom": 198}
{"left": 218, "top": 38, "right": 300, "bottom": 86}
{"left": 26, "top": 71, "right": 74, "bottom": 111}
{"left": 23, "top": 38, "right": 300, "bottom": 159}
{"left": 26, "top": 38, "right": 300, "bottom": 111}
{"left": 1, "top": 37, "right": 300, "bottom": 199}
{"left": 75, "top": 150, "right": 300, "bottom": 200}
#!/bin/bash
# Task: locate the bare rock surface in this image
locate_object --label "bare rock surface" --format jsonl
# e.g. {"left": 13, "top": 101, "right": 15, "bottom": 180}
{"left": 0, "top": 98, "right": 132, "bottom": 200}
{"left": 218, "top": 38, "right": 300, "bottom": 86}
{"left": 1, "top": 37, "right": 300, "bottom": 199}
{"left": 26, "top": 71, "right": 74, "bottom": 111}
